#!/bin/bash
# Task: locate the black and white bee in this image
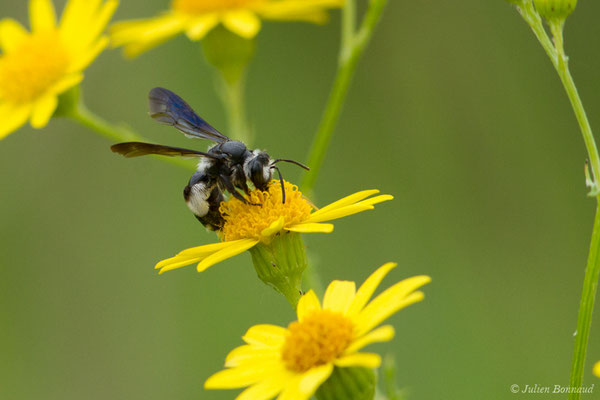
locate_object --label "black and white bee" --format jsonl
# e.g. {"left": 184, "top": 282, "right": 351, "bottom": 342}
{"left": 111, "top": 87, "right": 309, "bottom": 231}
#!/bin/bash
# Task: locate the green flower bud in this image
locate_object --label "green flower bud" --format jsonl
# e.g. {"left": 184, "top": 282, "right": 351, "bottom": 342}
{"left": 54, "top": 85, "right": 80, "bottom": 118}
{"left": 533, "top": 0, "right": 577, "bottom": 20}
{"left": 249, "top": 231, "right": 307, "bottom": 307}
{"left": 315, "top": 367, "right": 376, "bottom": 400}
{"left": 201, "top": 25, "right": 255, "bottom": 84}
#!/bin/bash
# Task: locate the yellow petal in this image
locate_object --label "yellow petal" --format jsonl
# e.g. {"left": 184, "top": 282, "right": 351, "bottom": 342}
{"left": 205, "top": 361, "right": 281, "bottom": 389}
{"left": 305, "top": 204, "right": 374, "bottom": 223}
{"left": 256, "top": 0, "right": 343, "bottom": 23}
{"left": 308, "top": 189, "right": 379, "bottom": 218}
{"left": 196, "top": 238, "right": 258, "bottom": 272}
{"left": 306, "top": 194, "right": 393, "bottom": 223}
{"left": 242, "top": 324, "right": 287, "bottom": 347}
{"left": 154, "top": 256, "right": 203, "bottom": 271}
{"left": 81, "top": 0, "right": 118, "bottom": 49}
{"left": 222, "top": 10, "right": 261, "bottom": 39}
{"left": 276, "top": 376, "right": 303, "bottom": 400}
{"left": 285, "top": 223, "right": 333, "bottom": 233}
{"left": 347, "top": 262, "right": 397, "bottom": 316}
{"left": 297, "top": 363, "right": 334, "bottom": 395}
{"left": 30, "top": 94, "right": 58, "bottom": 128}
{"left": 185, "top": 14, "right": 219, "bottom": 40}
{"left": 68, "top": 35, "right": 108, "bottom": 72}
{"left": 0, "top": 19, "right": 29, "bottom": 53}
{"left": 157, "top": 257, "right": 202, "bottom": 274}
{"left": 235, "top": 368, "right": 291, "bottom": 400}
{"left": 261, "top": 216, "right": 285, "bottom": 238}
{"left": 354, "top": 276, "right": 430, "bottom": 336}
{"left": 594, "top": 361, "right": 600, "bottom": 377}
{"left": 110, "top": 14, "right": 187, "bottom": 57}
{"left": 29, "top": 0, "right": 56, "bottom": 33}
{"left": 354, "top": 194, "right": 394, "bottom": 208}
{"left": 296, "top": 290, "right": 321, "bottom": 321}
{"left": 260, "top": 9, "right": 329, "bottom": 24}
{"left": 178, "top": 240, "right": 245, "bottom": 257}
{"left": 49, "top": 73, "right": 83, "bottom": 94}
{"left": 276, "top": 364, "right": 333, "bottom": 400}
{"left": 59, "top": 0, "right": 116, "bottom": 54}
{"left": 0, "top": 102, "right": 31, "bottom": 139}
{"left": 225, "top": 344, "right": 280, "bottom": 367}
{"left": 322, "top": 280, "right": 356, "bottom": 314}
{"left": 334, "top": 352, "right": 381, "bottom": 369}
{"left": 345, "top": 325, "right": 395, "bottom": 353}
{"left": 60, "top": 0, "right": 101, "bottom": 40}
{"left": 156, "top": 239, "right": 256, "bottom": 273}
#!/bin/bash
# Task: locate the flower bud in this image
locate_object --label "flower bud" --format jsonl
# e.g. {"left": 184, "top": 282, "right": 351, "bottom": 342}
{"left": 533, "top": 0, "right": 577, "bottom": 20}
{"left": 249, "top": 231, "right": 307, "bottom": 307}
{"left": 315, "top": 367, "right": 376, "bottom": 400}
{"left": 54, "top": 85, "right": 81, "bottom": 118}
{"left": 202, "top": 25, "right": 255, "bottom": 84}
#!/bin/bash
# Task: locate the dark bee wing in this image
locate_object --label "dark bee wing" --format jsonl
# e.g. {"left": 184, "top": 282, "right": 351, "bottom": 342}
{"left": 111, "top": 142, "right": 221, "bottom": 159}
{"left": 148, "top": 87, "right": 229, "bottom": 143}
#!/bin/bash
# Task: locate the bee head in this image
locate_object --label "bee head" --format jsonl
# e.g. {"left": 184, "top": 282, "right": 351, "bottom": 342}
{"left": 245, "top": 151, "right": 272, "bottom": 190}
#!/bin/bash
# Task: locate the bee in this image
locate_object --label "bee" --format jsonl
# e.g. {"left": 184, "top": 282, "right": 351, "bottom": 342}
{"left": 111, "top": 87, "right": 309, "bottom": 231}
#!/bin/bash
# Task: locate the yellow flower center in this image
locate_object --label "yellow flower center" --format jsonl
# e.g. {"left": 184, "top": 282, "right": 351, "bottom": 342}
{"left": 0, "top": 31, "right": 70, "bottom": 103}
{"left": 172, "top": 0, "right": 259, "bottom": 14}
{"left": 219, "top": 181, "right": 312, "bottom": 241}
{"left": 281, "top": 310, "right": 354, "bottom": 373}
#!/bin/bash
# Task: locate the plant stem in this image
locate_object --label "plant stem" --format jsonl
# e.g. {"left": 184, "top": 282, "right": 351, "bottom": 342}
{"left": 514, "top": 3, "right": 600, "bottom": 397}
{"left": 68, "top": 102, "right": 196, "bottom": 171}
{"left": 216, "top": 71, "right": 251, "bottom": 145}
{"left": 516, "top": 1, "right": 558, "bottom": 68}
{"left": 547, "top": 20, "right": 600, "bottom": 400}
{"left": 301, "top": 0, "right": 388, "bottom": 194}
{"left": 569, "top": 204, "right": 600, "bottom": 397}
{"left": 548, "top": 20, "right": 600, "bottom": 190}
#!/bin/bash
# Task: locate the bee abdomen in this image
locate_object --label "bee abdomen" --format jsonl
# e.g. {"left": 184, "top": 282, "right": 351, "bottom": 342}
{"left": 184, "top": 170, "right": 225, "bottom": 231}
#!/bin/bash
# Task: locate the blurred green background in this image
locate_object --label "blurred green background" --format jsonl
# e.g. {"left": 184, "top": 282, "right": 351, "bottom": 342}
{"left": 2, "top": 1, "right": 600, "bottom": 399}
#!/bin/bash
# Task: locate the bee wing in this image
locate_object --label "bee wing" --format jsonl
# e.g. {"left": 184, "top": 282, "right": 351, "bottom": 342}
{"left": 111, "top": 142, "right": 222, "bottom": 159}
{"left": 148, "top": 87, "right": 229, "bottom": 143}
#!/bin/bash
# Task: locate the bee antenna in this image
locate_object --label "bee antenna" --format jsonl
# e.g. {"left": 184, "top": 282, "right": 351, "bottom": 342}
{"left": 272, "top": 165, "right": 286, "bottom": 204}
{"left": 272, "top": 158, "right": 310, "bottom": 171}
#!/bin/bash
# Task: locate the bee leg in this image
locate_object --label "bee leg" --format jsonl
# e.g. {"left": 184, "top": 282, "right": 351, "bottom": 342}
{"left": 237, "top": 170, "right": 252, "bottom": 196}
{"left": 220, "top": 174, "right": 261, "bottom": 206}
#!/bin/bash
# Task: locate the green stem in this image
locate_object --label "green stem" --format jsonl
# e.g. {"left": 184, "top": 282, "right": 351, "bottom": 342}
{"left": 548, "top": 20, "right": 600, "bottom": 400}
{"left": 516, "top": 1, "right": 558, "bottom": 68}
{"left": 68, "top": 102, "right": 195, "bottom": 171}
{"left": 569, "top": 204, "right": 600, "bottom": 398}
{"left": 216, "top": 71, "right": 251, "bottom": 144}
{"left": 548, "top": 20, "right": 600, "bottom": 189}
{"left": 514, "top": 4, "right": 600, "bottom": 397}
{"left": 301, "top": 0, "right": 388, "bottom": 194}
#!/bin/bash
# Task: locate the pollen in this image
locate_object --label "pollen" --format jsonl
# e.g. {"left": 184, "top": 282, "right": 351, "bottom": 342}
{"left": 172, "top": 0, "right": 259, "bottom": 14}
{"left": 219, "top": 181, "right": 312, "bottom": 242}
{"left": 281, "top": 310, "right": 354, "bottom": 373}
{"left": 0, "top": 32, "right": 70, "bottom": 103}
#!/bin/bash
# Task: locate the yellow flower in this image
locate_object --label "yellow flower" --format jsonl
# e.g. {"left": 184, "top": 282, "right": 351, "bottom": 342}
{"left": 155, "top": 181, "right": 392, "bottom": 274}
{"left": 111, "top": 0, "right": 344, "bottom": 57}
{"left": 0, "top": 0, "right": 118, "bottom": 139}
{"left": 204, "top": 262, "right": 431, "bottom": 400}
{"left": 595, "top": 361, "right": 600, "bottom": 378}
